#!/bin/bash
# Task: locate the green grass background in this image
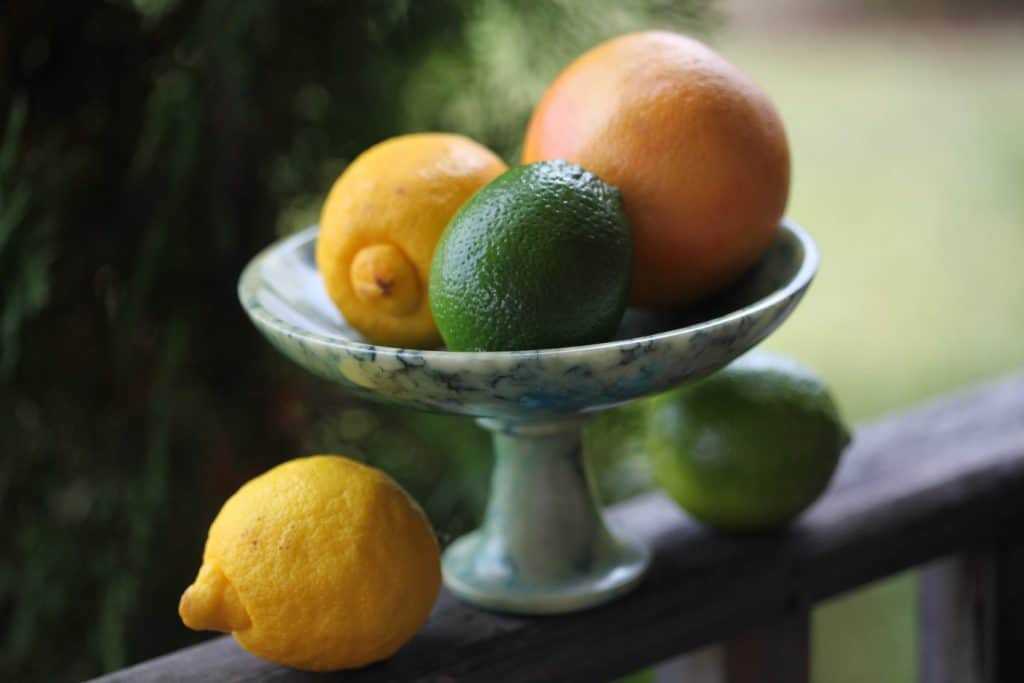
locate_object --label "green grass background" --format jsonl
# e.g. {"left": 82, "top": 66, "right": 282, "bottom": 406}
{"left": 719, "top": 27, "right": 1024, "bottom": 683}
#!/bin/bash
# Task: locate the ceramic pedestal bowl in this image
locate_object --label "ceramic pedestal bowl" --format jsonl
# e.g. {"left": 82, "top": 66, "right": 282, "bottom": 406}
{"left": 238, "top": 219, "right": 818, "bottom": 615}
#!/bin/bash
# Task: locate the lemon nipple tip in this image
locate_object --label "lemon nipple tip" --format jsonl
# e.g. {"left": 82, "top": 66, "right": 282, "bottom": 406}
{"left": 349, "top": 244, "right": 421, "bottom": 316}
{"left": 179, "top": 564, "right": 251, "bottom": 633}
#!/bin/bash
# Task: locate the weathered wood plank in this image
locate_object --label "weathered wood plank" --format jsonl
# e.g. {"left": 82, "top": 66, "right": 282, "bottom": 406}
{"left": 919, "top": 526, "right": 1024, "bottom": 683}
{"left": 832, "top": 371, "right": 1024, "bottom": 491}
{"left": 91, "top": 372, "right": 1024, "bottom": 683}
{"left": 920, "top": 552, "right": 995, "bottom": 683}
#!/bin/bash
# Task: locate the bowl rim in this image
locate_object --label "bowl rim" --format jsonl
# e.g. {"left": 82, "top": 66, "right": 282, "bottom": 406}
{"left": 238, "top": 218, "right": 818, "bottom": 363}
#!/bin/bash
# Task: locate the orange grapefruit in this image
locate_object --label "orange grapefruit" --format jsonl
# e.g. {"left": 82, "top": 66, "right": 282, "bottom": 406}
{"left": 523, "top": 31, "right": 790, "bottom": 308}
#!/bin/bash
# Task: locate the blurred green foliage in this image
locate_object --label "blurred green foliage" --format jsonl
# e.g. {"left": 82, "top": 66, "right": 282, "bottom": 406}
{"left": 0, "top": 1, "right": 709, "bottom": 679}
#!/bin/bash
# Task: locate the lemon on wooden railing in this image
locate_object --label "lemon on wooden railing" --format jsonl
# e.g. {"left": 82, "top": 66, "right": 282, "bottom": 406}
{"left": 179, "top": 455, "right": 441, "bottom": 671}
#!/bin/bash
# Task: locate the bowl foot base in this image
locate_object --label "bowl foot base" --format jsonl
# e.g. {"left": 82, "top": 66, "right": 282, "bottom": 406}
{"left": 441, "top": 415, "right": 651, "bottom": 614}
{"left": 443, "top": 523, "right": 650, "bottom": 614}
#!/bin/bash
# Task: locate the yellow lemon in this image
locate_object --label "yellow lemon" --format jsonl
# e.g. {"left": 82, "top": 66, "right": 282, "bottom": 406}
{"left": 317, "top": 133, "right": 507, "bottom": 348}
{"left": 179, "top": 455, "right": 441, "bottom": 671}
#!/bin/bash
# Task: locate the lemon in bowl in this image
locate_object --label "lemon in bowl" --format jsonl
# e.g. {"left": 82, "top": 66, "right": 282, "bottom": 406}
{"left": 316, "top": 133, "right": 507, "bottom": 349}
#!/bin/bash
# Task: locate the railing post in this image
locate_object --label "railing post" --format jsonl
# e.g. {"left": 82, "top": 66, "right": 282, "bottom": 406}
{"left": 919, "top": 531, "right": 1024, "bottom": 683}
{"left": 919, "top": 551, "right": 995, "bottom": 683}
{"left": 994, "top": 532, "right": 1024, "bottom": 681}
{"left": 655, "top": 610, "right": 810, "bottom": 683}
{"left": 653, "top": 645, "right": 724, "bottom": 683}
{"left": 724, "top": 609, "right": 810, "bottom": 683}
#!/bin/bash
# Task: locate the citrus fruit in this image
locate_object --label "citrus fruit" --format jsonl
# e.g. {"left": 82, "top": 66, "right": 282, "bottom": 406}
{"left": 645, "top": 352, "right": 850, "bottom": 531}
{"left": 429, "top": 160, "right": 632, "bottom": 351}
{"left": 317, "top": 133, "right": 507, "bottom": 348}
{"left": 178, "top": 455, "right": 441, "bottom": 671}
{"left": 522, "top": 30, "right": 790, "bottom": 309}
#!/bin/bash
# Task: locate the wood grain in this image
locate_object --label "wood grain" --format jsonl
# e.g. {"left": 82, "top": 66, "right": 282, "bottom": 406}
{"left": 920, "top": 552, "right": 995, "bottom": 683}
{"left": 91, "top": 372, "right": 1024, "bottom": 683}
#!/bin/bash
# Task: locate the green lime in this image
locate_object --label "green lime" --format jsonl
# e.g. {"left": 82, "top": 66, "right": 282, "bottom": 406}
{"left": 428, "top": 160, "right": 632, "bottom": 351}
{"left": 646, "top": 351, "right": 850, "bottom": 531}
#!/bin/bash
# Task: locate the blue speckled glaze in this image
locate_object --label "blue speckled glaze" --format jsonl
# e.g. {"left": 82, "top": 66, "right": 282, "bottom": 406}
{"left": 238, "top": 219, "right": 818, "bottom": 614}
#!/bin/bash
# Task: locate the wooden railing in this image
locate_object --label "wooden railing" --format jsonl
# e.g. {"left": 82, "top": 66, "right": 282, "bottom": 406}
{"left": 91, "top": 373, "right": 1024, "bottom": 682}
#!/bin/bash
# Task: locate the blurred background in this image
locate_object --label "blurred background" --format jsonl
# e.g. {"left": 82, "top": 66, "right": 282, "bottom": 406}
{"left": 1, "top": 1, "right": 1021, "bottom": 681}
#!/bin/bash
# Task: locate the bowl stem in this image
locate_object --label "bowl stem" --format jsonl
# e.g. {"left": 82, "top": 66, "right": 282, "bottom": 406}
{"left": 441, "top": 415, "right": 650, "bottom": 614}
